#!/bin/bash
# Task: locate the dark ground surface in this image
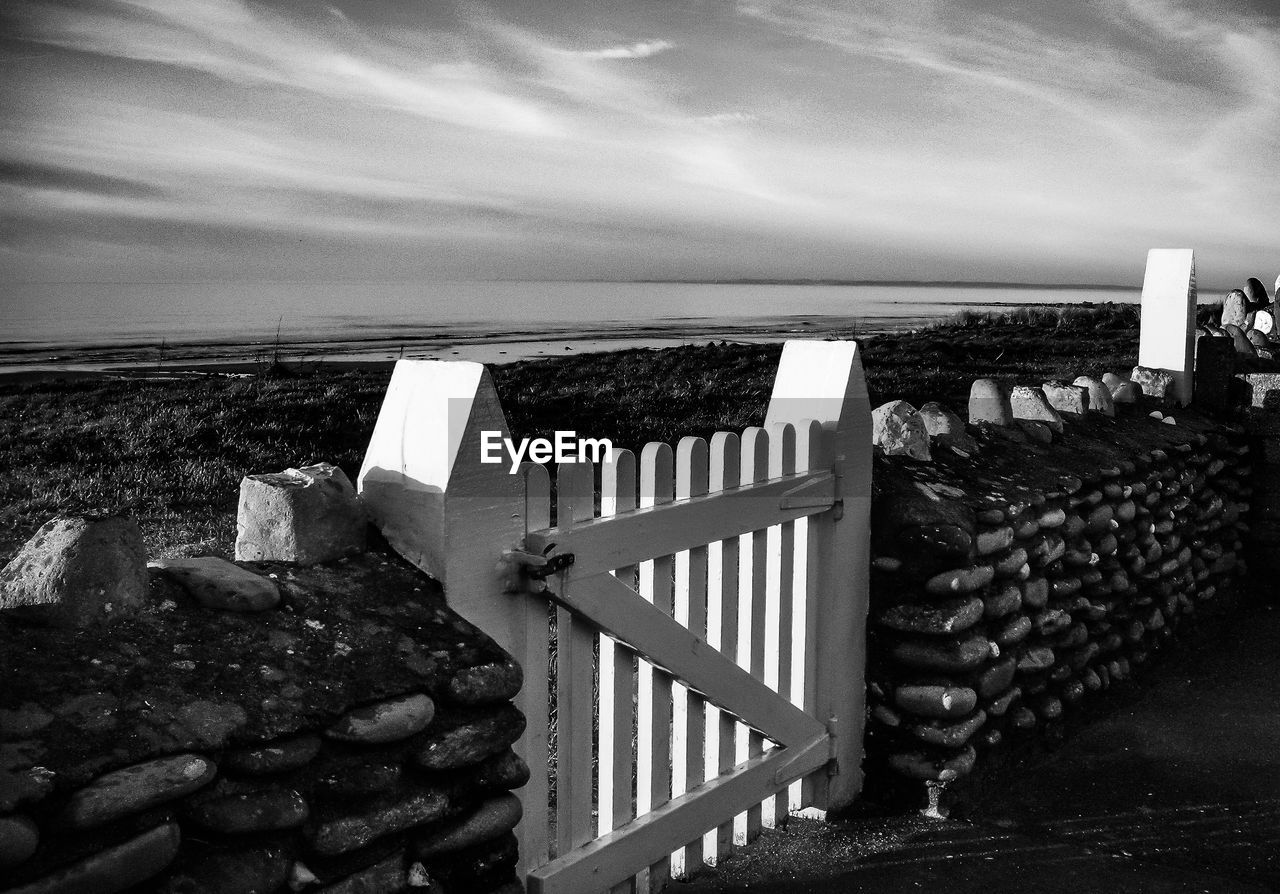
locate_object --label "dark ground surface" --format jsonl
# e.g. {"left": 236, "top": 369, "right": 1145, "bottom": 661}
{"left": 673, "top": 597, "right": 1280, "bottom": 893}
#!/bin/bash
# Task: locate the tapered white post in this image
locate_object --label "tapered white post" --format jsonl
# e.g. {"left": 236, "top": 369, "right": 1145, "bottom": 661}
{"left": 764, "top": 340, "right": 871, "bottom": 813}
{"left": 1138, "top": 249, "right": 1197, "bottom": 407}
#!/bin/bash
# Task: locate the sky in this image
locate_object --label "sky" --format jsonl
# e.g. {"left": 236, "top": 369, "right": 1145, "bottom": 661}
{"left": 1, "top": 0, "right": 1278, "bottom": 290}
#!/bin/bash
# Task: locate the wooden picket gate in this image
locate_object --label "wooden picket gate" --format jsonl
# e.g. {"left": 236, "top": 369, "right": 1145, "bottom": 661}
{"left": 358, "top": 340, "right": 872, "bottom": 893}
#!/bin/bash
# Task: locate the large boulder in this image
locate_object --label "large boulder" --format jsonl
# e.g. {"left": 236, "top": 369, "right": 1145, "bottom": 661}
{"left": 1221, "top": 290, "right": 1249, "bottom": 328}
{"left": 917, "top": 402, "right": 976, "bottom": 451}
{"left": 235, "top": 463, "right": 366, "bottom": 565}
{"left": 968, "top": 379, "right": 1012, "bottom": 426}
{"left": 0, "top": 516, "right": 147, "bottom": 629}
{"left": 872, "top": 401, "right": 931, "bottom": 461}
{"left": 1010, "top": 386, "right": 1064, "bottom": 433}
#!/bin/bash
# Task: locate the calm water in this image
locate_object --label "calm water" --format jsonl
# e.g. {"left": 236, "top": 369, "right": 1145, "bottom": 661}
{"left": 1, "top": 281, "right": 1139, "bottom": 368}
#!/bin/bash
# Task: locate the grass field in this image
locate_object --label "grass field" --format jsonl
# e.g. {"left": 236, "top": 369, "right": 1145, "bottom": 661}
{"left": 0, "top": 304, "right": 1140, "bottom": 563}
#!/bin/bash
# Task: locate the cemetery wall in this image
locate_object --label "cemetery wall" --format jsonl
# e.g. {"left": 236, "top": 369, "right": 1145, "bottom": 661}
{"left": 0, "top": 472, "right": 527, "bottom": 894}
{"left": 865, "top": 376, "right": 1254, "bottom": 801}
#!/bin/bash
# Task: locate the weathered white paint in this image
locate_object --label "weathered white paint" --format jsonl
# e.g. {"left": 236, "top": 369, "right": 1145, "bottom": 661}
{"left": 1137, "top": 248, "right": 1197, "bottom": 407}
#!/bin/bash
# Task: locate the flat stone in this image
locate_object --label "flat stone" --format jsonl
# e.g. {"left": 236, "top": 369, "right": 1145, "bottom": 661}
{"left": 888, "top": 745, "right": 976, "bottom": 782}
{"left": 150, "top": 557, "right": 280, "bottom": 612}
{"left": 416, "top": 706, "right": 526, "bottom": 771}
{"left": 888, "top": 631, "right": 991, "bottom": 672}
{"left": 1042, "top": 381, "right": 1089, "bottom": 416}
{"left": 982, "top": 583, "right": 1022, "bottom": 618}
{"left": 63, "top": 754, "right": 216, "bottom": 829}
{"left": 466, "top": 750, "right": 531, "bottom": 793}
{"left": 315, "top": 852, "right": 406, "bottom": 894}
{"left": 1010, "top": 386, "right": 1064, "bottom": 433}
{"left": 986, "top": 686, "right": 1022, "bottom": 716}
{"left": 1021, "top": 576, "right": 1049, "bottom": 608}
{"left": 969, "top": 378, "right": 1012, "bottom": 426}
{"left": 876, "top": 597, "right": 984, "bottom": 636}
{"left": 5, "top": 822, "right": 180, "bottom": 894}
{"left": 872, "top": 400, "right": 931, "bottom": 461}
{"left": 923, "top": 564, "right": 994, "bottom": 596}
{"left": 312, "top": 789, "right": 449, "bottom": 855}
{"left": 447, "top": 661, "right": 523, "bottom": 706}
{"left": 157, "top": 846, "right": 290, "bottom": 894}
{"left": 896, "top": 525, "right": 973, "bottom": 560}
{"left": 907, "top": 710, "right": 987, "bottom": 748}
{"left": 415, "top": 794, "right": 523, "bottom": 858}
{"left": 917, "top": 402, "right": 976, "bottom": 451}
{"left": 975, "top": 526, "right": 1013, "bottom": 555}
{"left": 0, "top": 814, "right": 38, "bottom": 870}
{"left": 1017, "top": 646, "right": 1056, "bottom": 673}
{"left": 1072, "top": 376, "right": 1115, "bottom": 417}
{"left": 995, "top": 614, "right": 1032, "bottom": 646}
{"left": 893, "top": 685, "right": 977, "bottom": 720}
{"left": 235, "top": 463, "right": 367, "bottom": 565}
{"left": 223, "top": 733, "right": 322, "bottom": 776}
{"left": 975, "top": 655, "right": 1017, "bottom": 698}
{"left": 0, "top": 515, "right": 147, "bottom": 629}
{"left": 327, "top": 693, "right": 435, "bottom": 744}
{"left": 313, "top": 761, "right": 402, "bottom": 802}
{"left": 186, "top": 788, "right": 309, "bottom": 834}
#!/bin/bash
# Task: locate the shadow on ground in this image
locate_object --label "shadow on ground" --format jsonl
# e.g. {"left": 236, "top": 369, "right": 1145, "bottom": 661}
{"left": 671, "top": 601, "right": 1280, "bottom": 893}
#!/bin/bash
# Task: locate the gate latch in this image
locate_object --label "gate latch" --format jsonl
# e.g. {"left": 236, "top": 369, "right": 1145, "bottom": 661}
{"left": 527, "top": 552, "right": 575, "bottom": 580}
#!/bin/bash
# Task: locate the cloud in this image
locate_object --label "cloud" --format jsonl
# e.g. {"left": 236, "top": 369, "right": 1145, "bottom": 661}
{"left": 570, "top": 40, "right": 674, "bottom": 61}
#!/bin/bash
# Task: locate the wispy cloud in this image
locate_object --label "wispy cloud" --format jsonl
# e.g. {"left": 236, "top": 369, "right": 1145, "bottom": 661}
{"left": 570, "top": 40, "right": 674, "bottom": 61}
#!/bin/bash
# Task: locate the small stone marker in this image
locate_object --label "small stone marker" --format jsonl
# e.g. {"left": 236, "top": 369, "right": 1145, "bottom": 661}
{"left": 1072, "top": 377, "right": 1115, "bottom": 417}
{"left": 1041, "top": 382, "right": 1089, "bottom": 416}
{"left": 1221, "top": 290, "right": 1249, "bottom": 328}
{"left": 1010, "top": 386, "right": 1064, "bottom": 433}
{"left": 0, "top": 516, "right": 147, "bottom": 629}
{"left": 968, "top": 378, "right": 1013, "bottom": 426}
{"left": 1195, "top": 334, "right": 1237, "bottom": 408}
{"left": 1254, "top": 309, "right": 1275, "bottom": 335}
{"left": 1137, "top": 248, "right": 1196, "bottom": 406}
{"left": 236, "top": 463, "right": 366, "bottom": 565}
{"left": 872, "top": 400, "right": 931, "bottom": 460}
{"left": 1245, "top": 277, "right": 1269, "bottom": 306}
{"left": 150, "top": 557, "right": 281, "bottom": 612}
{"left": 917, "top": 402, "right": 976, "bottom": 451}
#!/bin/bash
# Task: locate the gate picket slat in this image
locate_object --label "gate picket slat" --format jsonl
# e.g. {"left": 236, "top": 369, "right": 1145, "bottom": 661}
{"left": 740, "top": 427, "right": 770, "bottom": 841}
{"left": 517, "top": 462, "right": 553, "bottom": 877}
{"left": 768, "top": 422, "right": 797, "bottom": 823}
{"left": 708, "top": 431, "right": 740, "bottom": 863}
{"left": 638, "top": 442, "right": 675, "bottom": 892}
{"left": 673, "top": 437, "right": 710, "bottom": 877}
{"left": 557, "top": 460, "right": 597, "bottom": 856}
{"left": 601, "top": 450, "right": 639, "bottom": 894}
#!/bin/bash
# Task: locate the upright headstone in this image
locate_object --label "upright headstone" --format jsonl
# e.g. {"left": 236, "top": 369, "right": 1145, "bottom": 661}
{"left": 1137, "top": 249, "right": 1197, "bottom": 407}
{"left": 1194, "top": 335, "right": 1236, "bottom": 409}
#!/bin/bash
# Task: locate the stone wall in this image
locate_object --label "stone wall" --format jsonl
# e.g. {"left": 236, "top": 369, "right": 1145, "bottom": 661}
{"left": 865, "top": 375, "right": 1252, "bottom": 804}
{"left": 0, "top": 468, "right": 527, "bottom": 894}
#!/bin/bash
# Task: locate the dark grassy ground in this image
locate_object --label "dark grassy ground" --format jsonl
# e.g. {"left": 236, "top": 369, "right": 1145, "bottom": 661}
{"left": 0, "top": 304, "right": 1140, "bottom": 563}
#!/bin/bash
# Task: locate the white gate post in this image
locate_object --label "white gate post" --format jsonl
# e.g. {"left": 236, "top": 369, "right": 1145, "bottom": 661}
{"left": 764, "top": 340, "right": 871, "bottom": 813}
{"left": 356, "top": 358, "right": 528, "bottom": 658}
{"left": 1138, "top": 248, "right": 1197, "bottom": 407}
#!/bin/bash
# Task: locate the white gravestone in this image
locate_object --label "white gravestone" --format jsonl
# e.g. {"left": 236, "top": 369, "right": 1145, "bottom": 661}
{"left": 1137, "top": 249, "right": 1197, "bottom": 407}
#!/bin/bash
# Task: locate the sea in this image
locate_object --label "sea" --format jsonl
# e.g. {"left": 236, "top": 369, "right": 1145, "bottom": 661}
{"left": 0, "top": 281, "right": 1140, "bottom": 374}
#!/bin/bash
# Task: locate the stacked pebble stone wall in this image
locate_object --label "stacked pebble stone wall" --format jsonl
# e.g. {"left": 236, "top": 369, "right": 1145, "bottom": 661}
{"left": 865, "top": 370, "right": 1252, "bottom": 803}
{"left": 0, "top": 467, "right": 527, "bottom": 894}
